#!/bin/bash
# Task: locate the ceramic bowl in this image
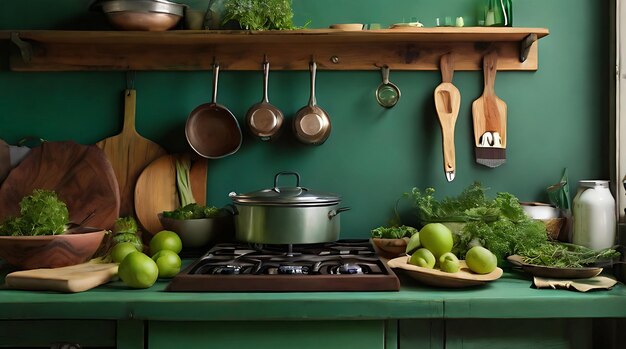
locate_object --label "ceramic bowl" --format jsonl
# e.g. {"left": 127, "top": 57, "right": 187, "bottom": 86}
{"left": 158, "top": 213, "right": 234, "bottom": 249}
{"left": 520, "top": 202, "right": 560, "bottom": 220}
{"left": 0, "top": 227, "right": 106, "bottom": 270}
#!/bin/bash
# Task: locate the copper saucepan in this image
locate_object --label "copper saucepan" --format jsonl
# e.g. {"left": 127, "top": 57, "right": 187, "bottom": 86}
{"left": 185, "top": 63, "right": 242, "bottom": 159}
{"left": 293, "top": 61, "right": 331, "bottom": 145}
{"left": 245, "top": 60, "right": 284, "bottom": 141}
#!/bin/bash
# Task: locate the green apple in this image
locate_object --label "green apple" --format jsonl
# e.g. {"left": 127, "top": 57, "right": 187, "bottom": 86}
{"left": 439, "top": 252, "right": 460, "bottom": 273}
{"left": 465, "top": 246, "right": 497, "bottom": 274}
{"left": 405, "top": 232, "right": 421, "bottom": 255}
{"left": 408, "top": 248, "right": 436, "bottom": 269}
{"left": 419, "top": 223, "right": 453, "bottom": 259}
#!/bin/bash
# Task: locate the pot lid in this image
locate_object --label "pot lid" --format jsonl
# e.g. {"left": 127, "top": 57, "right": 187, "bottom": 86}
{"left": 229, "top": 172, "right": 341, "bottom": 206}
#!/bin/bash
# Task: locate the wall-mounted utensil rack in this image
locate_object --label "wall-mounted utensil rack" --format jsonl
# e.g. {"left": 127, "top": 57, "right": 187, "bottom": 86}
{"left": 0, "top": 27, "right": 548, "bottom": 72}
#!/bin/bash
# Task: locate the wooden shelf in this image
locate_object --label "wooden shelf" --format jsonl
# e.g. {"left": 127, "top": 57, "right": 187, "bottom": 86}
{"left": 1, "top": 28, "right": 549, "bottom": 72}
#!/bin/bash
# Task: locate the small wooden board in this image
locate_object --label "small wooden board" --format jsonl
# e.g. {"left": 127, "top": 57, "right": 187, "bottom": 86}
{"left": 5, "top": 262, "right": 118, "bottom": 293}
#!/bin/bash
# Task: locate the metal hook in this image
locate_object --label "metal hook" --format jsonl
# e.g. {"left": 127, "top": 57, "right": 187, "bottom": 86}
{"left": 126, "top": 71, "right": 136, "bottom": 92}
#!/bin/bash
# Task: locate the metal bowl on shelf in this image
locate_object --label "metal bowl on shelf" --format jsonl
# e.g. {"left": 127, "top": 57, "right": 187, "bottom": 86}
{"left": 97, "top": 0, "right": 186, "bottom": 31}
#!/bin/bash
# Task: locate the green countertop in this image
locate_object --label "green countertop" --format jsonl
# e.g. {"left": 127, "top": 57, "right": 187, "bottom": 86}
{"left": 2, "top": 265, "right": 626, "bottom": 321}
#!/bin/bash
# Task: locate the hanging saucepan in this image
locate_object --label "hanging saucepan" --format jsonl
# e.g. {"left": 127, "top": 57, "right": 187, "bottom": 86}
{"left": 293, "top": 61, "right": 332, "bottom": 145}
{"left": 245, "top": 60, "right": 284, "bottom": 141}
{"left": 228, "top": 171, "right": 350, "bottom": 244}
{"left": 185, "top": 63, "right": 242, "bottom": 159}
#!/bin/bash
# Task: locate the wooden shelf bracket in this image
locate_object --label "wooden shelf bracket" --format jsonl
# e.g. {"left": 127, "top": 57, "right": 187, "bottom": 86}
{"left": 520, "top": 33, "right": 537, "bottom": 63}
{"left": 10, "top": 32, "right": 32, "bottom": 64}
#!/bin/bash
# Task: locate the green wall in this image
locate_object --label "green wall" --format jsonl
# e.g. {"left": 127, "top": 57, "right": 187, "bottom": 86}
{"left": 0, "top": 1, "right": 610, "bottom": 238}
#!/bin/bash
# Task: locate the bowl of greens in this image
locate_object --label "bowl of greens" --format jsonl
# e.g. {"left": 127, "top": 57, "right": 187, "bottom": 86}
{"left": 0, "top": 189, "right": 106, "bottom": 270}
{"left": 158, "top": 203, "right": 233, "bottom": 249}
{"left": 370, "top": 225, "right": 418, "bottom": 259}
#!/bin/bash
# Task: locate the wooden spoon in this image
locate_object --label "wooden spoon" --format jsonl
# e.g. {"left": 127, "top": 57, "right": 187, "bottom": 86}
{"left": 434, "top": 53, "right": 461, "bottom": 182}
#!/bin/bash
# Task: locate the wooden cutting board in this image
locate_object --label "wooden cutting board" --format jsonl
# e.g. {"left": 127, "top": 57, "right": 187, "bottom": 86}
{"left": 0, "top": 141, "right": 120, "bottom": 230}
{"left": 96, "top": 89, "right": 167, "bottom": 218}
{"left": 5, "top": 262, "right": 118, "bottom": 293}
{"left": 135, "top": 154, "right": 178, "bottom": 234}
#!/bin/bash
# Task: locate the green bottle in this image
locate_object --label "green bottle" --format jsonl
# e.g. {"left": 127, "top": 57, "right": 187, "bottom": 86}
{"left": 504, "top": 0, "right": 513, "bottom": 27}
{"left": 485, "top": 0, "right": 511, "bottom": 27}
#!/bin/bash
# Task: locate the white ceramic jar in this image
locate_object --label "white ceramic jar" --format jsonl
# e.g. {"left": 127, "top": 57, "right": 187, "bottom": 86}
{"left": 572, "top": 180, "right": 616, "bottom": 250}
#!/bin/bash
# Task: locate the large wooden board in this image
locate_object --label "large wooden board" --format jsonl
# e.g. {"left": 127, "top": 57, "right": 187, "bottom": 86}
{"left": 5, "top": 262, "right": 118, "bottom": 293}
{"left": 96, "top": 89, "right": 167, "bottom": 218}
{"left": 0, "top": 141, "right": 120, "bottom": 230}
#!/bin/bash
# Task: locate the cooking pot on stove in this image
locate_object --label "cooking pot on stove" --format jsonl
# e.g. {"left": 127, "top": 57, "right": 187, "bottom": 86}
{"left": 228, "top": 172, "right": 350, "bottom": 244}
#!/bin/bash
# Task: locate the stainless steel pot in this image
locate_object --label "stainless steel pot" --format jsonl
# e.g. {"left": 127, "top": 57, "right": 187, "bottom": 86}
{"left": 228, "top": 172, "right": 350, "bottom": 244}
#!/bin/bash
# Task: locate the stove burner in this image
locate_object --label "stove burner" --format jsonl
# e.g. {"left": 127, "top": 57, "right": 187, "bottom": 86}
{"left": 336, "top": 263, "right": 363, "bottom": 274}
{"left": 213, "top": 265, "right": 242, "bottom": 275}
{"left": 277, "top": 265, "right": 309, "bottom": 275}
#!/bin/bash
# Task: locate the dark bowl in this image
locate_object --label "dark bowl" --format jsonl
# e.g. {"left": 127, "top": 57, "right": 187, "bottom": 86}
{"left": 0, "top": 227, "right": 106, "bottom": 270}
{"left": 158, "top": 213, "right": 234, "bottom": 249}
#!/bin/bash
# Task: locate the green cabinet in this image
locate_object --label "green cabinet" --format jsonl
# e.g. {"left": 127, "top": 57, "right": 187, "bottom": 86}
{"left": 148, "top": 320, "right": 386, "bottom": 349}
{"left": 0, "top": 320, "right": 116, "bottom": 348}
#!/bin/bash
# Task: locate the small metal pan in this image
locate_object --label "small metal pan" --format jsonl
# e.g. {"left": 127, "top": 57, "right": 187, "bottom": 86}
{"left": 376, "top": 65, "right": 401, "bottom": 108}
{"left": 293, "top": 61, "right": 331, "bottom": 145}
{"left": 245, "top": 60, "right": 284, "bottom": 141}
{"left": 186, "top": 63, "right": 242, "bottom": 159}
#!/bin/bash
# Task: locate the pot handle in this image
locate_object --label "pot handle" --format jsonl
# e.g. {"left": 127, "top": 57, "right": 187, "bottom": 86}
{"left": 328, "top": 207, "right": 351, "bottom": 219}
{"left": 224, "top": 204, "right": 239, "bottom": 216}
{"left": 274, "top": 171, "right": 301, "bottom": 189}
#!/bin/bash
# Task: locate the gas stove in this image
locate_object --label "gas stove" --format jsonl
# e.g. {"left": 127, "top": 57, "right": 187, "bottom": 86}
{"left": 166, "top": 240, "right": 400, "bottom": 292}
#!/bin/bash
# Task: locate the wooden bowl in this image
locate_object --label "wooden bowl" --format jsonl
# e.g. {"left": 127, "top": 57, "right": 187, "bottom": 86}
{"left": 0, "top": 228, "right": 105, "bottom": 270}
{"left": 371, "top": 237, "right": 409, "bottom": 259}
{"left": 387, "top": 256, "right": 503, "bottom": 288}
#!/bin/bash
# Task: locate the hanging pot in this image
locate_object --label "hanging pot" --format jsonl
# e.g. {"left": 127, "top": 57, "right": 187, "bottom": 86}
{"left": 228, "top": 172, "right": 350, "bottom": 244}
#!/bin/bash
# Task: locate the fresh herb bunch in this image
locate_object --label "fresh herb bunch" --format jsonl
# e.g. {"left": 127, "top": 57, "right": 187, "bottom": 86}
{"left": 406, "top": 183, "right": 620, "bottom": 267}
{"left": 0, "top": 189, "right": 69, "bottom": 236}
{"left": 223, "top": 0, "right": 297, "bottom": 30}
{"left": 113, "top": 216, "right": 138, "bottom": 234}
{"left": 163, "top": 203, "right": 222, "bottom": 220}
{"left": 371, "top": 225, "right": 418, "bottom": 239}
{"left": 517, "top": 242, "right": 620, "bottom": 268}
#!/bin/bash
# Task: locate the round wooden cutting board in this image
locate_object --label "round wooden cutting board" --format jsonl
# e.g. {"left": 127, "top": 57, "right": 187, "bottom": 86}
{"left": 134, "top": 154, "right": 179, "bottom": 235}
{"left": 0, "top": 141, "right": 120, "bottom": 230}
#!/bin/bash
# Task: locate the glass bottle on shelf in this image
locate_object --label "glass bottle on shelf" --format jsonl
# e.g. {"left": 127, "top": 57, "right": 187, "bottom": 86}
{"left": 484, "top": 0, "right": 512, "bottom": 27}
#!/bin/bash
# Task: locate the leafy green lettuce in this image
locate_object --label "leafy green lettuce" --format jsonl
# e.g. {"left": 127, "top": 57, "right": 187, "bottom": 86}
{"left": 0, "top": 189, "right": 69, "bottom": 236}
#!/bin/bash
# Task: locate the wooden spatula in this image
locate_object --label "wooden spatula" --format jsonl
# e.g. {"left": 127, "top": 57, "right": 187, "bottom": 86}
{"left": 96, "top": 89, "right": 167, "bottom": 218}
{"left": 6, "top": 262, "right": 118, "bottom": 293}
{"left": 434, "top": 53, "right": 461, "bottom": 182}
{"left": 472, "top": 51, "right": 508, "bottom": 168}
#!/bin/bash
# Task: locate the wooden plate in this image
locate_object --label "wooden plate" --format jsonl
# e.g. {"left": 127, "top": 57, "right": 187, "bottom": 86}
{"left": 507, "top": 255, "right": 602, "bottom": 279}
{"left": 387, "top": 256, "right": 503, "bottom": 288}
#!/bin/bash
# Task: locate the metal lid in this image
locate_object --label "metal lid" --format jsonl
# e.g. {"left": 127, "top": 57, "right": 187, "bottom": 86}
{"left": 579, "top": 180, "right": 610, "bottom": 189}
{"left": 229, "top": 172, "right": 341, "bottom": 206}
